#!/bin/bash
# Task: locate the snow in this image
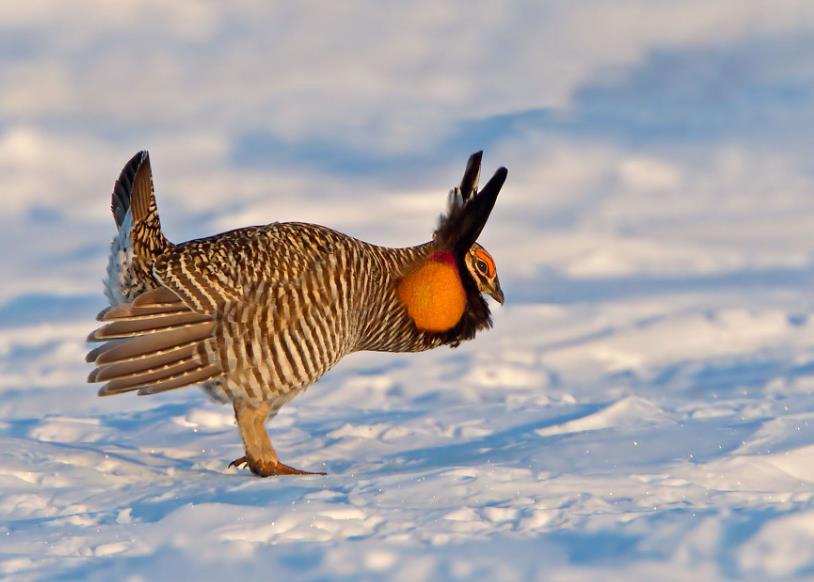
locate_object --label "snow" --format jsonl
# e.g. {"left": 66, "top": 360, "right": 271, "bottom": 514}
{"left": 2, "top": 288, "right": 814, "bottom": 579}
{"left": 3, "top": 2, "right": 814, "bottom": 580}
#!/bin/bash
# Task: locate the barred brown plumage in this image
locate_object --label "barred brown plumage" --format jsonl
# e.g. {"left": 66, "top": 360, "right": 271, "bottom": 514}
{"left": 88, "top": 150, "right": 507, "bottom": 476}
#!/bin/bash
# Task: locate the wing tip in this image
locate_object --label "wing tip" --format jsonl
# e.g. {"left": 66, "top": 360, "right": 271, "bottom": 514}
{"left": 97, "top": 385, "right": 116, "bottom": 397}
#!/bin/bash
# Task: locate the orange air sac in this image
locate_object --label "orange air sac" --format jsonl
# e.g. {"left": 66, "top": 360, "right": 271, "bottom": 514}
{"left": 397, "top": 258, "right": 466, "bottom": 332}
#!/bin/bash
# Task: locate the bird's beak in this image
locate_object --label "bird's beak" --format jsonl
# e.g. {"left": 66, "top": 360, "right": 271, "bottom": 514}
{"left": 487, "top": 275, "right": 504, "bottom": 305}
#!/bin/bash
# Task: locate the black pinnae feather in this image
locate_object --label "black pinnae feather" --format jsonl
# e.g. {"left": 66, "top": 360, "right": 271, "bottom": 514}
{"left": 435, "top": 164, "right": 507, "bottom": 256}
{"left": 430, "top": 152, "right": 506, "bottom": 347}
{"left": 459, "top": 150, "right": 483, "bottom": 202}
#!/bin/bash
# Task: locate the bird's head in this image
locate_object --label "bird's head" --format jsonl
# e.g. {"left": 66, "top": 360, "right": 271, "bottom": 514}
{"left": 435, "top": 150, "right": 507, "bottom": 304}
{"left": 464, "top": 243, "right": 504, "bottom": 305}
{"left": 397, "top": 151, "right": 507, "bottom": 341}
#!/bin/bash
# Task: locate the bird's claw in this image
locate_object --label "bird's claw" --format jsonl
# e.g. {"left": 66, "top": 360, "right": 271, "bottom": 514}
{"left": 227, "top": 456, "right": 326, "bottom": 477}
{"left": 228, "top": 456, "right": 248, "bottom": 469}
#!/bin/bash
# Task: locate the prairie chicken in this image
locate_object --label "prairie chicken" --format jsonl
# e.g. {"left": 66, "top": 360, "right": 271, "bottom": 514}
{"left": 87, "top": 151, "right": 507, "bottom": 476}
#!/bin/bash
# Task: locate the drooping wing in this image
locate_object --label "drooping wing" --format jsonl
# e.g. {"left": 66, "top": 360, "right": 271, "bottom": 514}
{"left": 87, "top": 286, "right": 220, "bottom": 396}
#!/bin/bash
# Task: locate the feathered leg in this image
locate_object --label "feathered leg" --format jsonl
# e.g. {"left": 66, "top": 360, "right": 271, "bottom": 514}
{"left": 229, "top": 400, "right": 325, "bottom": 477}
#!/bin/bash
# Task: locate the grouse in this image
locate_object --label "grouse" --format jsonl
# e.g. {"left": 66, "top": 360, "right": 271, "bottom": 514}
{"left": 87, "top": 151, "right": 507, "bottom": 476}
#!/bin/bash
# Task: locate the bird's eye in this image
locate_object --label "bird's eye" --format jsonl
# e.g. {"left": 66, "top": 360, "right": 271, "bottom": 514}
{"left": 476, "top": 260, "right": 488, "bottom": 274}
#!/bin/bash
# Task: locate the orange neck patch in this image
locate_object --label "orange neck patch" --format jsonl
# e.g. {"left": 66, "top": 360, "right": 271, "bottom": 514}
{"left": 397, "top": 253, "right": 466, "bottom": 332}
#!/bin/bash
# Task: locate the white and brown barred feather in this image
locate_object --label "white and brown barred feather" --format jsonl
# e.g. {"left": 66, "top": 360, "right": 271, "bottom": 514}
{"left": 89, "top": 151, "right": 504, "bottom": 406}
{"left": 88, "top": 287, "right": 218, "bottom": 396}
{"left": 90, "top": 219, "right": 445, "bottom": 403}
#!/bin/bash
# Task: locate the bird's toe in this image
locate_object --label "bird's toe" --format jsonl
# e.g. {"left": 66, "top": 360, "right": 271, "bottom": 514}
{"left": 274, "top": 462, "right": 327, "bottom": 476}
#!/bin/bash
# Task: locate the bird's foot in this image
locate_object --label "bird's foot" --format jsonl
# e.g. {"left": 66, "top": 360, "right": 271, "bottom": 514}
{"left": 227, "top": 456, "right": 326, "bottom": 477}
{"left": 270, "top": 461, "right": 327, "bottom": 476}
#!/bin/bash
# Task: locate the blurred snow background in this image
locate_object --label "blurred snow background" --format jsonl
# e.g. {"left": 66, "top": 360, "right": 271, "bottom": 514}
{"left": 2, "top": 1, "right": 814, "bottom": 580}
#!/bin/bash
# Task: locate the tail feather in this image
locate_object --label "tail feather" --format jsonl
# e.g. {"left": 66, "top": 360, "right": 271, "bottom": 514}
{"left": 111, "top": 151, "right": 145, "bottom": 228}
{"left": 105, "top": 151, "right": 171, "bottom": 305}
{"left": 111, "top": 151, "right": 166, "bottom": 231}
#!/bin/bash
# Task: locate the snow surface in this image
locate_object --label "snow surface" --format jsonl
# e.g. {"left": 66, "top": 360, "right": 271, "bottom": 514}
{"left": 3, "top": 2, "right": 814, "bottom": 580}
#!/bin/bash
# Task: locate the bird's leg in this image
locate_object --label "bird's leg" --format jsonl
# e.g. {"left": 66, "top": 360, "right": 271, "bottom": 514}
{"left": 229, "top": 400, "right": 326, "bottom": 477}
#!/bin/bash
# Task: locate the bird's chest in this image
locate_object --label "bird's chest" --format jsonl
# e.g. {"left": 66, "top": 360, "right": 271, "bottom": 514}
{"left": 224, "top": 298, "right": 353, "bottom": 401}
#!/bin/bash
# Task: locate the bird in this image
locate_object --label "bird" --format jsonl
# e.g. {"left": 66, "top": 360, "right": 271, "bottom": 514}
{"left": 86, "top": 151, "right": 507, "bottom": 477}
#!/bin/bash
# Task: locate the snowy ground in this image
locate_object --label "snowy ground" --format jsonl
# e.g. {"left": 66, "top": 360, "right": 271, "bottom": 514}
{"left": 3, "top": 2, "right": 814, "bottom": 580}
{"left": 3, "top": 222, "right": 814, "bottom": 581}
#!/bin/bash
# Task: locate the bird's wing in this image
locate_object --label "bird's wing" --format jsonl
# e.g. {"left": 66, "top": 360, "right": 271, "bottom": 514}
{"left": 87, "top": 286, "right": 221, "bottom": 396}
{"left": 87, "top": 224, "right": 341, "bottom": 397}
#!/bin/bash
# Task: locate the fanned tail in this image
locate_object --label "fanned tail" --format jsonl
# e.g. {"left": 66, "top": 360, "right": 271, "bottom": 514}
{"left": 105, "top": 151, "right": 172, "bottom": 305}
{"left": 111, "top": 151, "right": 168, "bottom": 235}
{"left": 87, "top": 287, "right": 222, "bottom": 396}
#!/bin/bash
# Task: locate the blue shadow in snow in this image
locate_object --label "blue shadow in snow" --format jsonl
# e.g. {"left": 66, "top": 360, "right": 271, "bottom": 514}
{"left": 508, "top": 262, "right": 814, "bottom": 306}
{"left": 232, "top": 35, "right": 814, "bottom": 179}
{"left": 0, "top": 293, "right": 104, "bottom": 328}
{"left": 367, "top": 403, "right": 605, "bottom": 476}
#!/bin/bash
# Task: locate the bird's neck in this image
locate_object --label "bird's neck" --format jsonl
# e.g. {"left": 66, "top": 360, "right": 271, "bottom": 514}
{"left": 353, "top": 242, "right": 472, "bottom": 355}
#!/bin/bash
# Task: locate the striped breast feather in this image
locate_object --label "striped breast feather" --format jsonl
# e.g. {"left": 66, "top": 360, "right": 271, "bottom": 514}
{"left": 87, "top": 286, "right": 222, "bottom": 396}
